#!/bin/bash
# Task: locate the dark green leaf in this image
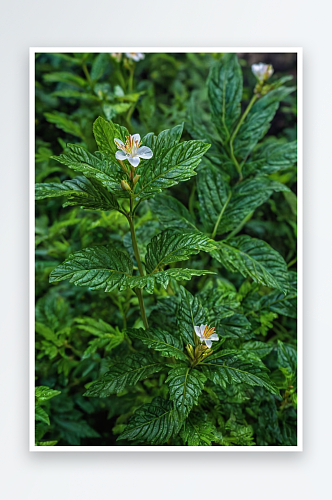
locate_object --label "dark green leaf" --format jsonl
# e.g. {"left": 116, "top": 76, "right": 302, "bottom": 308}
{"left": 201, "top": 354, "right": 279, "bottom": 395}
{"left": 35, "top": 176, "right": 120, "bottom": 211}
{"left": 83, "top": 354, "right": 164, "bottom": 397}
{"left": 52, "top": 144, "right": 123, "bottom": 193}
{"left": 212, "top": 235, "right": 290, "bottom": 292}
{"left": 44, "top": 112, "right": 83, "bottom": 138}
{"left": 118, "top": 397, "right": 180, "bottom": 445}
{"left": 126, "top": 328, "right": 187, "bottom": 361}
{"left": 166, "top": 365, "right": 207, "bottom": 417}
{"left": 145, "top": 229, "right": 216, "bottom": 274}
{"left": 135, "top": 140, "right": 210, "bottom": 200}
{"left": 180, "top": 411, "right": 217, "bottom": 446}
{"left": 244, "top": 140, "right": 297, "bottom": 176}
{"left": 234, "top": 86, "right": 296, "bottom": 160}
{"left": 49, "top": 245, "right": 133, "bottom": 292}
{"left": 93, "top": 116, "right": 129, "bottom": 156}
{"left": 150, "top": 194, "right": 198, "bottom": 231}
{"left": 177, "top": 287, "right": 209, "bottom": 344}
{"left": 208, "top": 53, "right": 243, "bottom": 144}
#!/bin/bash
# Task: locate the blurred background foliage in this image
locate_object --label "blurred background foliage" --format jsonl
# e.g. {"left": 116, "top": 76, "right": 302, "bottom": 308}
{"left": 35, "top": 52, "right": 297, "bottom": 446}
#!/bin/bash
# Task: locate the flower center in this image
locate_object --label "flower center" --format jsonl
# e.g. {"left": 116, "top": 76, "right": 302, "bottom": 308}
{"left": 116, "top": 135, "right": 142, "bottom": 156}
{"left": 203, "top": 325, "right": 215, "bottom": 339}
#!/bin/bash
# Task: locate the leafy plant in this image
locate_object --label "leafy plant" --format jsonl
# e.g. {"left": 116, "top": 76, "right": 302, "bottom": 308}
{"left": 35, "top": 52, "right": 297, "bottom": 446}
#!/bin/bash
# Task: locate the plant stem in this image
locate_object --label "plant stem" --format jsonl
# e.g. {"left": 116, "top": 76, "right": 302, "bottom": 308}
{"left": 135, "top": 288, "right": 149, "bottom": 330}
{"left": 127, "top": 198, "right": 149, "bottom": 330}
{"left": 228, "top": 94, "right": 258, "bottom": 180}
{"left": 82, "top": 63, "right": 93, "bottom": 89}
{"left": 211, "top": 191, "right": 232, "bottom": 239}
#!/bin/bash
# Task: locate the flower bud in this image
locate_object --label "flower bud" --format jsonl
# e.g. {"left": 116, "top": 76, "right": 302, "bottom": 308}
{"left": 120, "top": 180, "right": 132, "bottom": 192}
{"left": 133, "top": 174, "right": 141, "bottom": 185}
{"left": 251, "top": 63, "right": 274, "bottom": 82}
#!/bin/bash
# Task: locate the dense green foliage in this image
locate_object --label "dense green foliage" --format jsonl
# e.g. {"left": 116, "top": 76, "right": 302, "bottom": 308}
{"left": 35, "top": 52, "right": 297, "bottom": 447}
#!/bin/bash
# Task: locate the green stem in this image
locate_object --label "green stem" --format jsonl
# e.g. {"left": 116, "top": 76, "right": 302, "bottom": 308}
{"left": 229, "top": 94, "right": 258, "bottom": 179}
{"left": 211, "top": 191, "right": 232, "bottom": 239}
{"left": 82, "top": 63, "right": 93, "bottom": 89}
{"left": 127, "top": 200, "right": 149, "bottom": 330}
{"left": 135, "top": 288, "right": 149, "bottom": 330}
{"left": 226, "top": 211, "right": 254, "bottom": 240}
{"left": 188, "top": 183, "right": 196, "bottom": 218}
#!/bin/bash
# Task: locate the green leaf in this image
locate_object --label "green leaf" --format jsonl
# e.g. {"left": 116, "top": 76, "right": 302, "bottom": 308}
{"left": 93, "top": 116, "right": 129, "bottom": 156}
{"left": 214, "top": 313, "right": 253, "bottom": 340}
{"left": 126, "top": 328, "right": 187, "bottom": 361}
{"left": 44, "top": 71, "right": 87, "bottom": 88}
{"left": 83, "top": 354, "right": 164, "bottom": 397}
{"left": 244, "top": 140, "right": 297, "bottom": 176}
{"left": 166, "top": 366, "right": 207, "bottom": 418}
{"left": 277, "top": 340, "right": 297, "bottom": 376}
{"left": 201, "top": 354, "right": 279, "bottom": 395}
{"left": 52, "top": 144, "right": 123, "bottom": 193}
{"left": 180, "top": 411, "right": 217, "bottom": 446}
{"left": 75, "top": 318, "right": 124, "bottom": 358}
{"left": 199, "top": 170, "right": 289, "bottom": 236}
{"left": 208, "top": 53, "right": 243, "bottom": 144}
{"left": 49, "top": 245, "right": 133, "bottom": 291}
{"left": 197, "top": 165, "right": 230, "bottom": 234}
{"left": 212, "top": 235, "right": 290, "bottom": 292}
{"left": 120, "top": 268, "right": 215, "bottom": 294}
{"left": 234, "top": 86, "right": 296, "bottom": 160}
{"left": 150, "top": 194, "right": 198, "bottom": 231}
{"left": 142, "top": 123, "right": 184, "bottom": 158}
{"left": 241, "top": 341, "right": 274, "bottom": 359}
{"left": 177, "top": 287, "right": 209, "bottom": 344}
{"left": 91, "top": 53, "right": 109, "bottom": 81}
{"left": 35, "top": 386, "right": 61, "bottom": 403}
{"left": 49, "top": 245, "right": 213, "bottom": 294}
{"left": 145, "top": 229, "right": 216, "bottom": 274}
{"left": 259, "top": 289, "right": 297, "bottom": 318}
{"left": 135, "top": 140, "right": 210, "bottom": 200}
{"left": 118, "top": 397, "right": 180, "bottom": 445}
{"left": 35, "top": 406, "right": 50, "bottom": 425}
{"left": 44, "top": 112, "right": 83, "bottom": 138}
{"left": 35, "top": 176, "right": 120, "bottom": 211}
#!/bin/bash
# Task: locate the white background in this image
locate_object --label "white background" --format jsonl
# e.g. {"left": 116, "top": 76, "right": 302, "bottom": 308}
{"left": 1, "top": 0, "right": 330, "bottom": 498}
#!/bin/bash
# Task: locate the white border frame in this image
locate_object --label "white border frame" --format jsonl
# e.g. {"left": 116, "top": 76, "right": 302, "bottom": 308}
{"left": 29, "top": 47, "right": 303, "bottom": 452}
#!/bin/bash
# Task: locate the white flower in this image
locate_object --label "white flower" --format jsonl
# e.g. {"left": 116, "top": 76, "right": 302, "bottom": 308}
{"left": 194, "top": 324, "right": 219, "bottom": 348}
{"left": 251, "top": 63, "right": 274, "bottom": 82}
{"left": 125, "top": 52, "right": 145, "bottom": 62}
{"left": 114, "top": 134, "right": 153, "bottom": 168}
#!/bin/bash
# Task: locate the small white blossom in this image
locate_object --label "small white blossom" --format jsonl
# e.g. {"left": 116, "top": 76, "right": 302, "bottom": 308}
{"left": 125, "top": 52, "right": 145, "bottom": 62}
{"left": 114, "top": 134, "right": 153, "bottom": 168}
{"left": 194, "top": 324, "right": 219, "bottom": 348}
{"left": 251, "top": 63, "right": 274, "bottom": 82}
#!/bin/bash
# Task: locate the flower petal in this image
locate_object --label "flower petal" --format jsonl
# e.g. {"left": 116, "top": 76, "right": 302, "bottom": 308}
{"left": 115, "top": 150, "right": 127, "bottom": 160}
{"left": 128, "top": 156, "right": 140, "bottom": 167}
{"left": 194, "top": 326, "right": 202, "bottom": 337}
{"left": 200, "top": 324, "right": 207, "bottom": 335}
{"left": 131, "top": 133, "right": 141, "bottom": 144}
{"left": 209, "top": 334, "right": 219, "bottom": 341}
{"left": 205, "top": 339, "right": 212, "bottom": 348}
{"left": 114, "top": 138, "right": 124, "bottom": 149}
{"left": 137, "top": 146, "right": 153, "bottom": 159}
